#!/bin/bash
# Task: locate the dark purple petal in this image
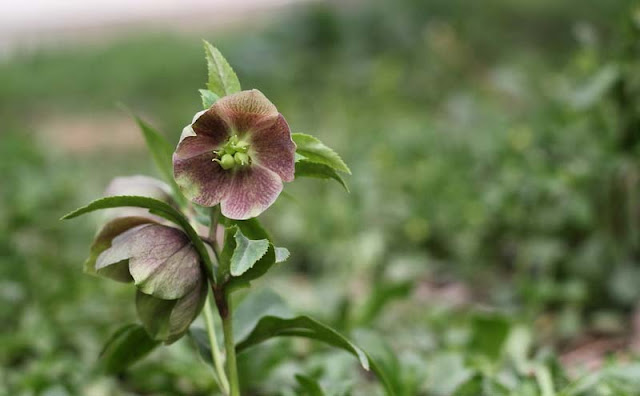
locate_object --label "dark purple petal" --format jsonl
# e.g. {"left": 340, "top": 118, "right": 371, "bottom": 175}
{"left": 215, "top": 90, "right": 279, "bottom": 135}
{"left": 97, "top": 224, "right": 200, "bottom": 300}
{"left": 173, "top": 135, "right": 220, "bottom": 161}
{"left": 191, "top": 106, "right": 232, "bottom": 142}
{"left": 174, "top": 151, "right": 234, "bottom": 207}
{"left": 249, "top": 114, "right": 296, "bottom": 182}
{"left": 220, "top": 165, "right": 283, "bottom": 220}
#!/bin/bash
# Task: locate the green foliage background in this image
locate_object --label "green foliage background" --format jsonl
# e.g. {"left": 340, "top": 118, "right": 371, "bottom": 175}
{"left": 2, "top": 0, "right": 640, "bottom": 394}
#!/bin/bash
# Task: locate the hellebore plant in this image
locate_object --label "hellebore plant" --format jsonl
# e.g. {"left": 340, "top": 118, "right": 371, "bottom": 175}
{"left": 63, "top": 42, "right": 392, "bottom": 395}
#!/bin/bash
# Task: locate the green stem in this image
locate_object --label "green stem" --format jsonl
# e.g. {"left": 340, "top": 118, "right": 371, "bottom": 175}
{"left": 221, "top": 302, "right": 240, "bottom": 396}
{"left": 203, "top": 296, "right": 230, "bottom": 395}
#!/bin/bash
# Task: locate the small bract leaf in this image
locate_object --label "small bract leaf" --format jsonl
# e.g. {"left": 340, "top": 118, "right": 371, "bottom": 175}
{"left": 199, "top": 89, "right": 219, "bottom": 109}
{"left": 274, "top": 247, "right": 290, "bottom": 263}
{"left": 295, "top": 160, "right": 350, "bottom": 192}
{"left": 98, "top": 324, "right": 159, "bottom": 374}
{"left": 230, "top": 228, "right": 270, "bottom": 277}
{"left": 292, "top": 133, "right": 351, "bottom": 174}
{"left": 203, "top": 41, "right": 241, "bottom": 97}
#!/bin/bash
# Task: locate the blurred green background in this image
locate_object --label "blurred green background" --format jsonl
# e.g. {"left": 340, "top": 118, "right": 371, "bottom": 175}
{"left": 3, "top": 0, "right": 640, "bottom": 394}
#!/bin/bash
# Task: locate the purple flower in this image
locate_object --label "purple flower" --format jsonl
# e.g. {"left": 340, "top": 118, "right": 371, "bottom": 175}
{"left": 84, "top": 175, "right": 207, "bottom": 343}
{"left": 173, "top": 89, "right": 296, "bottom": 219}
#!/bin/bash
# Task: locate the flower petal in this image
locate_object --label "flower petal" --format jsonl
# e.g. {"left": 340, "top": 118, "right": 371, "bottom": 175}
{"left": 215, "top": 89, "right": 279, "bottom": 134}
{"left": 191, "top": 106, "right": 231, "bottom": 142}
{"left": 173, "top": 135, "right": 220, "bottom": 161}
{"left": 249, "top": 114, "right": 296, "bottom": 182}
{"left": 135, "top": 276, "right": 207, "bottom": 344}
{"left": 88, "top": 216, "right": 154, "bottom": 282}
{"left": 174, "top": 151, "right": 234, "bottom": 207}
{"left": 221, "top": 165, "right": 283, "bottom": 220}
{"left": 97, "top": 223, "right": 201, "bottom": 299}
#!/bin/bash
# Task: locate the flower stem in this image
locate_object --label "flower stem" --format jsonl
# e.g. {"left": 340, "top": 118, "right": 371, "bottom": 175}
{"left": 221, "top": 301, "right": 240, "bottom": 396}
{"left": 203, "top": 296, "right": 230, "bottom": 395}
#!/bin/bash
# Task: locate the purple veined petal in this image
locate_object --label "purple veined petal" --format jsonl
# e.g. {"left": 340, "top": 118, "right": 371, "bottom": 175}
{"left": 173, "top": 135, "right": 221, "bottom": 162}
{"left": 220, "top": 165, "right": 283, "bottom": 220}
{"left": 166, "top": 275, "right": 207, "bottom": 343}
{"left": 174, "top": 151, "right": 234, "bottom": 207}
{"left": 215, "top": 89, "right": 279, "bottom": 135}
{"left": 135, "top": 275, "right": 207, "bottom": 343}
{"left": 249, "top": 114, "right": 296, "bottom": 182}
{"left": 89, "top": 216, "right": 155, "bottom": 282}
{"left": 191, "top": 105, "right": 232, "bottom": 142}
{"left": 97, "top": 223, "right": 201, "bottom": 300}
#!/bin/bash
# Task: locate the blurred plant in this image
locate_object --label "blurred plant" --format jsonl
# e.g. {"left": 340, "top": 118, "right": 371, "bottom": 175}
{"left": 62, "top": 42, "right": 393, "bottom": 395}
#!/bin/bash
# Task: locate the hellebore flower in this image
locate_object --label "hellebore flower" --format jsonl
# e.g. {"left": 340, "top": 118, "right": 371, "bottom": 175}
{"left": 95, "top": 222, "right": 207, "bottom": 343}
{"left": 173, "top": 89, "right": 296, "bottom": 220}
{"left": 84, "top": 175, "right": 207, "bottom": 343}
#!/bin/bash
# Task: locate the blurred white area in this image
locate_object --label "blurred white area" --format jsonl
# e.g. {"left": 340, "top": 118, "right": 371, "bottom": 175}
{"left": 0, "top": 0, "right": 312, "bottom": 56}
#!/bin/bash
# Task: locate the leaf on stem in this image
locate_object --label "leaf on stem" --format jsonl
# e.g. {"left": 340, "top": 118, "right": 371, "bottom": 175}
{"left": 230, "top": 228, "right": 270, "bottom": 277}
{"left": 204, "top": 41, "right": 241, "bottom": 97}
{"left": 295, "top": 160, "right": 350, "bottom": 192}
{"left": 292, "top": 133, "right": 351, "bottom": 174}
{"left": 98, "top": 324, "right": 159, "bottom": 374}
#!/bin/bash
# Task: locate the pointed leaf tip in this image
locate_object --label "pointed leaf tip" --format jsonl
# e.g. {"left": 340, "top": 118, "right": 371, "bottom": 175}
{"left": 203, "top": 40, "right": 241, "bottom": 97}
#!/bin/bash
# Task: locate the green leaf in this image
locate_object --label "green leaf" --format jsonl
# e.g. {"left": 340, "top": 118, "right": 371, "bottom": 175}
{"left": 129, "top": 114, "right": 186, "bottom": 207}
{"left": 236, "top": 315, "right": 395, "bottom": 395}
{"left": 204, "top": 41, "right": 241, "bottom": 97}
{"left": 220, "top": 217, "right": 279, "bottom": 291}
{"left": 230, "top": 228, "right": 270, "bottom": 277}
{"left": 356, "top": 281, "right": 413, "bottom": 325}
{"left": 275, "top": 247, "right": 290, "bottom": 263}
{"left": 98, "top": 324, "right": 159, "bottom": 374}
{"left": 61, "top": 196, "right": 215, "bottom": 282}
{"left": 295, "top": 374, "right": 326, "bottom": 396}
{"left": 292, "top": 133, "right": 351, "bottom": 174}
{"left": 469, "top": 313, "right": 511, "bottom": 362}
{"left": 295, "top": 160, "right": 350, "bottom": 192}
{"left": 199, "top": 89, "right": 219, "bottom": 109}
{"left": 233, "top": 288, "right": 293, "bottom": 342}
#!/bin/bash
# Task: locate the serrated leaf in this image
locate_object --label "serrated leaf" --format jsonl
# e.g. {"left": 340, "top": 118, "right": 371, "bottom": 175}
{"left": 292, "top": 133, "right": 351, "bottom": 174}
{"left": 199, "top": 89, "right": 219, "bottom": 109}
{"left": 219, "top": 218, "right": 279, "bottom": 291}
{"left": 275, "top": 247, "right": 290, "bottom": 263}
{"left": 61, "top": 196, "right": 215, "bottom": 281}
{"left": 129, "top": 114, "right": 186, "bottom": 207}
{"left": 295, "top": 160, "right": 349, "bottom": 192}
{"left": 204, "top": 41, "right": 241, "bottom": 97}
{"left": 236, "top": 315, "right": 396, "bottom": 395}
{"left": 230, "top": 228, "right": 270, "bottom": 277}
{"left": 98, "top": 324, "right": 159, "bottom": 374}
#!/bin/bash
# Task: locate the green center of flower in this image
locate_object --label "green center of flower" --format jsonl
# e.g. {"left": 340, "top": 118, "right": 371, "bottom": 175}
{"left": 213, "top": 135, "right": 251, "bottom": 170}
